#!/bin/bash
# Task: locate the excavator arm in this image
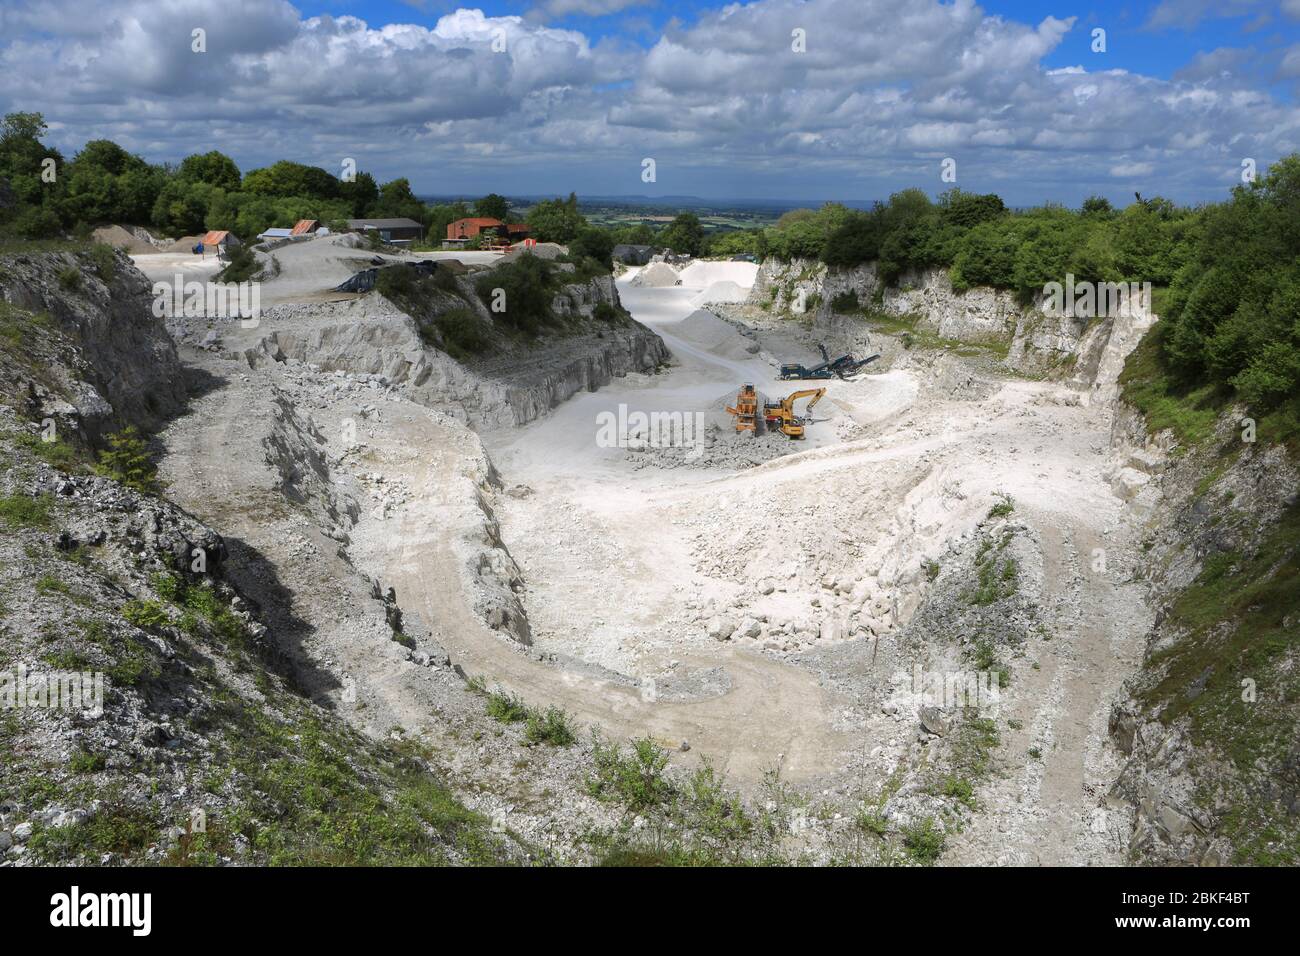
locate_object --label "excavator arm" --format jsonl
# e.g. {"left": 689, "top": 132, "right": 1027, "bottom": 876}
{"left": 763, "top": 387, "right": 826, "bottom": 438}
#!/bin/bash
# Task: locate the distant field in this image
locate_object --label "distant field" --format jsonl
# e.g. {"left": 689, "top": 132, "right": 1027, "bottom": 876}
{"left": 579, "top": 205, "right": 780, "bottom": 232}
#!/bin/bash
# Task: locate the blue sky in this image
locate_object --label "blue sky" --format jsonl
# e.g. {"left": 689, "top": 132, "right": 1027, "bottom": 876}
{"left": 3, "top": 0, "right": 1299, "bottom": 206}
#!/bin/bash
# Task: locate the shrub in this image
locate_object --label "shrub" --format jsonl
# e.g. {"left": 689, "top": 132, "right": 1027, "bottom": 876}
{"left": 523, "top": 706, "right": 577, "bottom": 747}
{"left": 902, "top": 817, "right": 945, "bottom": 864}
{"left": 485, "top": 690, "right": 528, "bottom": 724}
{"left": 87, "top": 243, "right": 117, "bottom": 282}
{"left": 215, "top": 245, "right": 260, "bottom": 284}
{"left": 588, "top": 734, "right": 673, "bottom": 810}
{"left": 567, "top": 228, "right": 615, "bottom": 270}
{"left": 57, "top": 266, "right": 82, "bottom": 291}
{"left": 95, "top": 426, "right": 160, "bottom": 494}
{"left": 830, "top": 289, "right": 860, "bottom": 313}
{"left": 122, "top": 599, "right": 171, "bottom": 631}
{"left": 428, "top": 308, "right": 489, "bottom": 359}
{"left": 475, "top": 255, "right": 555, "bottom": 333}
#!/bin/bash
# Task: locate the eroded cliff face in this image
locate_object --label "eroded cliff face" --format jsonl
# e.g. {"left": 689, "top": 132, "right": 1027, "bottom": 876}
{"left": 750, "top": 258, "right": 1155, "bottom": 399}
{"left": 242, "top": 272, "right": 666, "bottom": 429}
{"left": 1105, "top": 404, "right": 1300, "bottom": 864}
{"left": 0, "top": 247, "right": 185, "bottom": 439}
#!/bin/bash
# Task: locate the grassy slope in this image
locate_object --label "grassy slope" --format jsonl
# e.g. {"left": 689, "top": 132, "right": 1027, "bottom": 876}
{"left": 1119, "top": 319, "right": 1300, "bottom": 864}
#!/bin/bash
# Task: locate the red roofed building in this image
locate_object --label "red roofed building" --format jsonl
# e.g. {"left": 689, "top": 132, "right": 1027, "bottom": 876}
{"left": 447, "top": 217, "right": 502, "bottom": 240}
{"left": 290, "top": 219, "right": 318, "bottom": 236}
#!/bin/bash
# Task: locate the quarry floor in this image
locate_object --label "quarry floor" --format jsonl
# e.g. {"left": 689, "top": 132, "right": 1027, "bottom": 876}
{"left": 147, "top": 251, "right": 1152, "bottom": 863}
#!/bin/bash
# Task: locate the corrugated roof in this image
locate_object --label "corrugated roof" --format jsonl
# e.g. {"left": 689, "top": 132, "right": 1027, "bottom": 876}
{"left": 201, "top": 230, "right": 230, "bottom": 245}
{"left": 291, "top": 219, "right": 317, "bottom": 236}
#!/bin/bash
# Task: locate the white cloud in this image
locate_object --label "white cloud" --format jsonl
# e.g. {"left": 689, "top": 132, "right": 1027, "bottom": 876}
{"left": 1110, "top": 162, "right": 1157, "bottom": 177}
{"left": 0, "top": 0, "right": 1296, "bottom": 202}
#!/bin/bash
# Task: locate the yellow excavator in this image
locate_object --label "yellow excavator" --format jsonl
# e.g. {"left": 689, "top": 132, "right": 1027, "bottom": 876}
{"left": 763, "top": 387, "right": 825, "bottom": 439}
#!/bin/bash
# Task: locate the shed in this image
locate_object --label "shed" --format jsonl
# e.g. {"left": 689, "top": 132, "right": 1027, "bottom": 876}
{"left": 347, "top": 218, "right": 424, "bottom": 245}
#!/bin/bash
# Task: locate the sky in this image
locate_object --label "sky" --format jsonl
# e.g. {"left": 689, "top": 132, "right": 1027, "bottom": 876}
{"left": 2, "top": 0, "right": 1299, "bottom": 206}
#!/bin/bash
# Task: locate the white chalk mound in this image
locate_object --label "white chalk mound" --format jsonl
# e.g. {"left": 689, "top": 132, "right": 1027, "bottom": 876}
{"left": 629, "top": 262, "right": 681, "bottom": 287}
{"left": 676, "top": 260, "right": 759, "bottom": 289}
{"left": 690, "top": 280, "right": 749, "bottom": 307}
{"left": 668, "top": 309, "right": 760, "bottom": 361}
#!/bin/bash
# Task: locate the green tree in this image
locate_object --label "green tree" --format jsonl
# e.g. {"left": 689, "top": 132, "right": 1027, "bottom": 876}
{"left": 369, "top": 177, "right": 425, "bottom": 221}
{"left": 426, "top": 201, "right": 471, "bottom": 243}
{"left": 939, "top": 189, "right": 1007, "bottom": 230}
{"left": 568, "top": 227, "right": 615, "bottom": 269}
{"left": 659, "top": 212, "right": 705, "bottom": 256}
{"left": 242, "top": 161, "right": 339, "bottom": 200}
{"left": 339, "top": 171, "right": 379, "bottom": 217}
{"left": 525, "top": 193, "right": 586, "bottom": 243}
{"left": 474, "top": 193, "right": 510, "bottom": 221}
{"left": 0, "top": 111, "right": 63, "bottom": 213}
{"left": 178, "top": 151, "right": 241, "bottom": 191}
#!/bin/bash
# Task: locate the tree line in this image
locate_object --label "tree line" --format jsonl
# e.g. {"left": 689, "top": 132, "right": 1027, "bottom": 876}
{"left": 1, "top": 110, "right": 1294, "bottom": 412}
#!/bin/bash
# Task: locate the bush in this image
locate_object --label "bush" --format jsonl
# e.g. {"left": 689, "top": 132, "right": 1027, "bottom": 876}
{"left": 215, "top": 245, "right": 260, "bottom": 284}
{"left": 830, "top": 289, "right": 860, "bottom": 313}
{"left": 428, "top": 307, "right": 490, "bottom": 359}
{"left": 485, "top": 690, "right": 528, "bottom": 724}
{"left": 523, "top": 706, "right": 577, "bottom": 747}
{"left": 902, "top": 816, "right": 945, "bottom": 864}
{"left": 122, "top": 599, "right": 171, "bottom": 631}
{"left": 568, "top": 228, "right": 615, "bottom": 270}
{"left": 374, "top": 263, "right": 419, "bottom": 300}
{"left": 588, "top": 734, "right": 673, "bottom": 810}
{"left": 87, "top": 243, "right": 116, "bottom": 282}
{"left": 57, "top": 266, "right": 82, "bottom": 291}
{"left": 95, "top": 426, "right": 160, "bottom": 494}
{"left": 475, "top": 255, "right": 555, "bottom": 333}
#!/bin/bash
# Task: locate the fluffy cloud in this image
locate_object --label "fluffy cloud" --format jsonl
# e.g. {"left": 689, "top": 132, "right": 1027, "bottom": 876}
{"left": 0, "top": 0, "right": 1297, "bottom": 202}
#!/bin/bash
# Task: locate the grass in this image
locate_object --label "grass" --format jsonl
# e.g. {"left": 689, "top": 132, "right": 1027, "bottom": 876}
{"left": 121, "top": 598, "right": 171, "bottom": 632}
{"left": 1118, "top": 323, "right": 1223, "bottom": 450}
{"left": 0, "top": 493, "right": 53, "bottom": 529}
{"left": 987, "top": 492, "right": 1015, "bottom": 518}
{"left": 967, "top": 538, "right": 1018, "bottom": 607}
{"left": 1134, "top": 500, "right": 1300, "bottom": 864}
{"left": 35, "top": 574, "right": 71, "bottom": 597}
{"left": 863, "top": 308, "right": 1011, "bottom": 357}
{"left": 12, "top": 430, "right": 82, "bottom": 471}
{"left": 69, "top": 749, "right": 105, "bottom": 774}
